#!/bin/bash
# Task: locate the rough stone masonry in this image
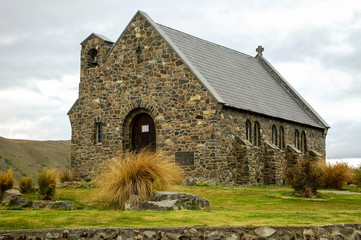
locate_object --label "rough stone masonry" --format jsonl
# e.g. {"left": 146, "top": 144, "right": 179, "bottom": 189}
{"left": 1, "top": 224, "right": 361, "bottom": 240}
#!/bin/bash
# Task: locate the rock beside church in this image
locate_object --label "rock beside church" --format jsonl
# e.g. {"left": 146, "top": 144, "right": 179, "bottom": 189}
{"left": 183, "top": 177, "right": 200, "bottom": 186}
{"left": 127, "top": 191, "right": 210, "bottom": 211}
{"left": 1, "top": 189, "right": 31, "bottom": 207}
{"left": 139, "top": 199, "right": 179, "bottom": 211}
{"left": 124, "top": 195, "right": 142, "bottom": 211}
{"left": 32, "top": 201, "right": 48, "bottom": 209}
{"left": 32, "top": 201, "right": 74, "bottom": 210}
{"left": 48, "top": 201, "right": 74, "bottom": 210}
{"left": 151, "top": 191, "right": 210, "bottom": 210}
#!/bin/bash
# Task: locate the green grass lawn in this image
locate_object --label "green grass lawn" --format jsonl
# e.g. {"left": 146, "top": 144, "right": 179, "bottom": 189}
{"left": 1, "top": 185, "right": 360, "bottom": 230}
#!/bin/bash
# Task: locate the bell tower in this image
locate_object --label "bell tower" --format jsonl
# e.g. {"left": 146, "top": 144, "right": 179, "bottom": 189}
{"left": 80, "top": 33, "right": 114, "bottom": 72}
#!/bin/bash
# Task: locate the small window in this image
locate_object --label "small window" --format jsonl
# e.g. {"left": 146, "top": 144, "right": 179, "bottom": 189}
{"left": 254, "top": 121, "right": 260, "bottom": 146}
{"left": 279, "top": 126, "right": 285, "bottom": 149}
{"left": 96, "top": 122, "right": 102, "bottom": 144}
{"left": 301, "top": 131, "right": 307, "bottom": 153}
{"left": 272, "top": 125, "right": 277, "bottom": 146}
{"left": 246, "top": 120, "right": 252, "bottom": 142}
{"left": 294, "top": 129, "right": 300, "bottom": 150}
{"left": 88, "top": 48, "right": 98, "bottom": 67}
{"left": 136, "top": 45, "right": 142, "bottom": 64}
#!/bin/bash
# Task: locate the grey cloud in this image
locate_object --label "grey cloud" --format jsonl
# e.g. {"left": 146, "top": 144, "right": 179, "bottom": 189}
{"left": 322, "top": 27, "right": 361, "bottom": 73}
{"left": 4, "top": 114, "right": 71, "bottom": 140}
{"left": 263, "top": 16, "right": 361, "bottom": 102}
{"left": 0, "top": 0, "right": 171, "bottom": 89}
{"left": 266, "top": 27, "right": 331, "bottom": 62}
{"left": 327, "top": 120, "right": 361, "bottom": 158}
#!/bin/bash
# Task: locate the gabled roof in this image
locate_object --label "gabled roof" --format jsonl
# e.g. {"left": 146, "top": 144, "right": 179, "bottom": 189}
{"left": 80, "top": 33, "right": 114, "bottom": 45}
{"left": 73, "top": 11, "right": 329, "bottom": 129}
{"left": 137, "top": 11, "right": 328, "bottom": 129}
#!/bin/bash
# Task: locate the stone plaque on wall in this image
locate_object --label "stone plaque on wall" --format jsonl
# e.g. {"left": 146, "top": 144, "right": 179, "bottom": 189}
{"left": 175, "top": 151, "right": 194, "bottom": 165}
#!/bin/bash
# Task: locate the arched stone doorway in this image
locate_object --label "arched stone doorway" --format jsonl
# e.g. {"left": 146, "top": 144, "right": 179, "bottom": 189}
{"left": 123, "top": 108, "right": 156, "bottom": 151}
{"left": 131, "top": 113, "right": 156, "bottom": 151}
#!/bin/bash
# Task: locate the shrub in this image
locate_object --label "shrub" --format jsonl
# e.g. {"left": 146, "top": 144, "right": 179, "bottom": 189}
{"left": 59, "top": 169, "right": 74, "bottom": 183}
{"left": 19, "top": 176, "right": 35, "bottom": 194}
{"left": 0, "top": 169, "right": 15, "bottom": 195}
{"left": 285, "top": 154, "right": 322, "bottom": 198}
{"left": 320, "top": 162, "right": 354, "bottom": 189}
{"left": 95, "top": 149, "right": 184, "bottom": 209}
{"left": 37, "top": 168, "right": 57, "bottom": 200}
{"left": 354, "top": 165, "right": 361, "bottom": 186}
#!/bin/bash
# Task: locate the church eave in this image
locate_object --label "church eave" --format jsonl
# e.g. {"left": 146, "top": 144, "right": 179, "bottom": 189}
{"left": 67, "top": 99, "right": 79, "bottom": 115}
{"left": 223, "top": 103, "right": 326, "bottom": 130}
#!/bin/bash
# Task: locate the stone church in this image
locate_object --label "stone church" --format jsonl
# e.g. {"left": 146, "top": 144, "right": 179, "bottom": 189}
{"left": 68, "top": 11, "right": 329, "bottom": 185}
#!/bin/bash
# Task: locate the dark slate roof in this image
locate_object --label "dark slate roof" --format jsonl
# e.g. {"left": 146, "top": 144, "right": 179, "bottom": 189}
{"left": 74, "top": 11, "right": 328, "bottom": 129}
{"left": 156, "top": 23, "right": 327, "bottom": 129}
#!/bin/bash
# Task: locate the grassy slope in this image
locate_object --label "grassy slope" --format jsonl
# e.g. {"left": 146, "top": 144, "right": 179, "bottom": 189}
{"left": 0, "top": 137, "right": 70, "bottom": 180}
{"left": 1, "top": 185, "right": 360, "bottom": 229}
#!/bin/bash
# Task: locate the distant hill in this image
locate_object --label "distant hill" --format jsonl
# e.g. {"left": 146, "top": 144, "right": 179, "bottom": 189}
{"left": 0, "top": 137, "right": 70, "bottom": 181}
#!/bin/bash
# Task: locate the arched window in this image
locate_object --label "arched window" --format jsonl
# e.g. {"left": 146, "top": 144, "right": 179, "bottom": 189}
{"left": 301, "top": 131, "right": 307, "bottom": 153}
{"left": 272, "top": 125, "right": 277, "bottom": 146}
{"left": 246, "top": 120, "right": 252, "bottom": 142}
{"left": 294, "top": 129, "right": 300, "bottom": 150}
{"left": 254, "top": 121, "right": 260, "bottom": 146}
{"left": 88, "top": 48, "right": 98, "bottom": 67}
{"left": 279, "top": 126, "right": 285, "bottom": 149}
{"left": 95, "top": 122, "right": 103, "bottom": 144}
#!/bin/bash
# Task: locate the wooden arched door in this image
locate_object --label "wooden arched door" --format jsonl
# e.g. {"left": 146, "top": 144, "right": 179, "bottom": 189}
{"left": 131, "top": 113, "right": 156, "bottom": 151}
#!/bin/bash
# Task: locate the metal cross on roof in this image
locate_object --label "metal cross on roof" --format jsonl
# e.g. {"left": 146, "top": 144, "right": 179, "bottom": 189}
{"left": 256, "top": 45, "right": 264, "bottom": 56}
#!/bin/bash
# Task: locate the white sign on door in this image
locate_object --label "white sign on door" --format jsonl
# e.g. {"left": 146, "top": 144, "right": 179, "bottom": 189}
{"left": 142, "top": 125, "right": 149, "bottom": 133}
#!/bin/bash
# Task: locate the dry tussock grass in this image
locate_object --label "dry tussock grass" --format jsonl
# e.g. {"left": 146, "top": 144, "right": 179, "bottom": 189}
{"left": 19, "top": 176, "right": 34, "bottom": 194}
{"left": 37, "top": 168, "right": 57, "bottom": 200}
{"left": 59, "top": 169, "right": 74, "bottom": 183}
{"left": 94, "top": 150, "right": 184, "bottom": 209}
{"left": 320, "top": 162, "right": 354, "bottom": 189}
{"left": 0, "top": 169, "right": 14, "bottom": 194}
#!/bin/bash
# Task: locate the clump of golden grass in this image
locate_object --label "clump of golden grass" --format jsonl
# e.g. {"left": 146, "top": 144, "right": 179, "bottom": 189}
{"left": 0, "top": 169, "right": 14, "bottom": 195}
{"left": 19, "top": 176, "right": 35, "bottom": 194}
{"left": 59, "top": 169, "right": 74, "bottom": 183}
{"left": 37, "top": 168, "right": 57, "bottom": 200}
{"left": 320, "top": 162, "right": 354, "bottom": 189}
{"left": 94, "top": 150, "right": 184, "bottom": 209}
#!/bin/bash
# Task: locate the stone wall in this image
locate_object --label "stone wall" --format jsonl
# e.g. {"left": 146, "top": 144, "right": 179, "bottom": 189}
{"left": 213, "top": 107, "right": 325, "bottom": 185}
{"left": 1, "top": 224, "right": 360, "bottom": 240}
{"left": 68, "top": 12, "right": 326, "bottom": 185}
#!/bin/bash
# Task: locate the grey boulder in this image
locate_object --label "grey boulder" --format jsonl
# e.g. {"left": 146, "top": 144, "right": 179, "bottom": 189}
{"left": 1, "top": 189, "right": 31, "bottom": 207}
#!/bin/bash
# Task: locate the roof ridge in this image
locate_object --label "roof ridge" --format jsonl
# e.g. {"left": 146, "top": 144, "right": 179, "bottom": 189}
{"left": 80, "top": 33, "right": 114, "bottom": 45}
{"left": 92, "top": 33, "right": 114, "bottom": 43}
{"left": 157, "top": 23, "right": 256, "bottom": 59}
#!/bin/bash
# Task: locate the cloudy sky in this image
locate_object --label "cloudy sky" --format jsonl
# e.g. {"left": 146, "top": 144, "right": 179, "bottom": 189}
{"left": 0, "top": 0, "right": 360, "bottom": 163}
